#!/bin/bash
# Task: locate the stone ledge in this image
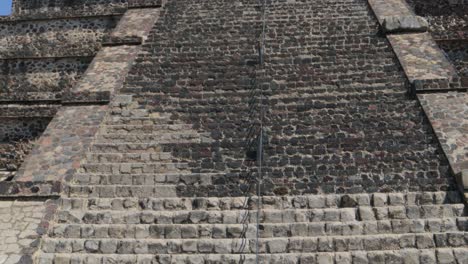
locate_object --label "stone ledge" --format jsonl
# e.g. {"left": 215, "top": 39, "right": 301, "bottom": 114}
{"left": 0, "top": 181, "right": 61, "bottom": 197}
{"left": 418, "top": 92, "right": 468, "bottom": 176}
{"left": 410, "top": 79, "right": 466, "bottom": 97}
{"left": 388, "top": 33, "right": 460, "bottom": 92}
{"left": 382, "top": 15, "right": 428, "bottom": 34}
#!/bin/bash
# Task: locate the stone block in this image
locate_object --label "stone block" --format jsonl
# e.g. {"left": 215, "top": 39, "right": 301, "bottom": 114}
{"left": 382, "top": 15, "right": 428, "bottom": 33}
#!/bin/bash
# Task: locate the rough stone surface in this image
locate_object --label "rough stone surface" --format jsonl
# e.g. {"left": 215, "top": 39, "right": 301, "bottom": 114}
{"left": 0, "top": 200, "right": 55, "bottom": 262}
{"left": 103, "top": 8, "right": 161, "bottom": 45}
{"left": 418, "top": 92, "right": 468, "bottom": 175}
{"left": 406, "top": 0, "right": 468, "bottom": 40}
{"left": 368, "top": 0, "right": 414, "bottom": 25}
{"left": 33, "top": 0, "right": 467, "bottom": 263}
{"left": 0, "top": 0, "right": 464, "bottom": 263}
{"left": 382, "top": 15, "right": 429, "bottom": 33}
{"left": 0, "top": 58, "right": 92, "bottom": 102}
{"left": 388, "top": 33, "right": 459, "bottom": 90}
{"left": 14, "top": 105, "right": 108, "bottom": 183}
{"left": 62, "top": 46, "right": 140, "bottom": 103}
{"left": 4, "top": 0, "right": 161, "bottom": 20}
{"left": 0, "top": 17, "right": 117, "bottom": 59}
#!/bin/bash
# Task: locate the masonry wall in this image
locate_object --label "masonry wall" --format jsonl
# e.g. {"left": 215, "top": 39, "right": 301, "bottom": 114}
{"left": 0, "top": 0, "right": 127, "bottom": 174}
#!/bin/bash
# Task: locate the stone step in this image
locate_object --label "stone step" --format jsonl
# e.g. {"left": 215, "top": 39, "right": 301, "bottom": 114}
{"left": 40, "top": 232, "right": 468, "bottom": 254}
{"left": 56, "top": 204, "right": 466, "bottom": 225}
{"left": 35, "top": 248, "right": 468, "bottom": 264}
{"left": 142, "top": 41, "right": 391, "bottom": 56}
{"left": 70, "top": 164, "right": 454, "bottom": 192}
{"left": 123, "top": 73, "right": 405, "bottom": 89}
{"left": 120, "top": 86, "right": 406, "bottom": 102}
{"left": 108, "top": 108, "right": 150, "bottom": 118}
{"left": 85, "top": 153, "right": 176, "bottom": 164}
{"left": 70, "top": 172, "right": 214, "bottom": 186}
{"left": 124, "top": 81, "right": 406, "bottom": 97}
{"left": 129, "top": 98, "right": 418, "bottom": 115}
{"left": 104, "top": 117, "right": 183, "bottom": 126}
{"left": 60, "top": 191, "right": 464, "bottom": 211}
{"left": 101, "top": 124, "right": 194, "bottom": 133}
{"left": 90, "top": 143, "right": 178, "bottom": 153}
{"left": 49, "top": 217, "right": 468, "bottom": 239}
{"left": 95, "top": 133, "right": 209, "bottom": 144}
{"left": 118, "top": 86, "right": 406, "bottom": 103}
{"left": 79, "top": 163, "right": 191, "bottom": 175}
{"left": 67, "top": 185, "right": 179, "bottom": 198}
{"left": 127, "top": 75, "right": 406, "bottom": 94}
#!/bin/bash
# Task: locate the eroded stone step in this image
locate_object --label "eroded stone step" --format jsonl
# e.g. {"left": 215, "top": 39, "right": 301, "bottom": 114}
{"left": 85, "top": 153, "right": 175, "bottom": 163}
{"left": 60, "top": 191, "right": 464, "bottom": 211}
{"left": 90, "top": 143, "right": 184, "bottom": 153}
{"left": 79, "top": 163, "right": 191, "bottom": 175}
{"left": 67, "top": 171, "right": 456, "bottom": 197}
{"left": 49, "top": 217, "right": 468, "bottom": 239}
{"left": 40, "top": 232, "right": 468, "bottom": 254}
{"left": 124, "top": 82, "right": 406, "bottom": 97}
{"left": 35, "top": 248, "right": 468, "bottom": 264}
{"left": 95, "top": 133, "right": 209, "bottom": 144}
{"left": 104, "top": 117, "right": 182, "bottom": 126}
{"left": 56, "top": 205, "right": 466, "bottom": 225}
{"left": 70, "top": 173, "right": 215, "bottom": 186}
{"left": 101, "top": 124, "right": 194, "bottom": 133}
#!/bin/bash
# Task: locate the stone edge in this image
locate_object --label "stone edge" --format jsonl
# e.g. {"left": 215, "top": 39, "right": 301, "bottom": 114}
{"left": 368, "top": 0, "right": 468, "bottom": 201}
{"left": 0, "top": 181, "right": 61, "bottom": 197}
{"left": 368, "top": 0, "right": 461, "bottom": 93}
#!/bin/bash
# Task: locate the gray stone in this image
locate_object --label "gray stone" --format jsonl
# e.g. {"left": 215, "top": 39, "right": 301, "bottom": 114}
{"left": 436, "top": 249, "right": 455, "bottom": 264}
{"left": 100, "top": 240, "right": 118, "bottom": 254}
{"left": 340, "top": 195, "right": 358, "bottom": 207}
{"left": 359, "top": 207, "right": 375, "bottom": 221}
{"left": 267, "top": 239, "right": 288, "bottom": 253}
{"left": 373, "top": 193, "right": 388, "bottom": 207}
{"left": 400, "top": 249, "right": 419, "bottom": 264}
{"left": 335, "top": 252, "right": 352, "bottom": 264}
{"left": 420, "top": 250, "right": 437, "bottom": 264}
{"left": 382, "top": 15, "right": 429, "bottom": 33}
{"left": 317, "top": 253, "right": 334, "bottom": 264}
{"left": 416, "top": 234, "right": 435, "bottom": 249}
{"left": 84, "top": 240, "right": 99, "bottom": 253}
{"left": 351, "top": 251, "right": 368, "bottom": 264}
{"left": 453, "top": 248, "right": 468, "bottom": 264}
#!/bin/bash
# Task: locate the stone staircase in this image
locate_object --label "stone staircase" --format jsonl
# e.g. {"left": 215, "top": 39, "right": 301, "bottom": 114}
{"left": 35, "top": 0, "right": 467, "bottom": 263}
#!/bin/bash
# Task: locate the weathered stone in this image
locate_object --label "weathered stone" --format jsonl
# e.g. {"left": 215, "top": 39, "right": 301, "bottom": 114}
{"left": 382, "top": 15, "right": 429, "bottom": 33}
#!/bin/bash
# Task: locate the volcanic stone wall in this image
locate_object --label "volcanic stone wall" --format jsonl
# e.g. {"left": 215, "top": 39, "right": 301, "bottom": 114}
{"left": 123, "top": 0, "right": 456, "bottom": 195}
{"left": 0, "top": 0, "right": 125, "bottom": 175}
